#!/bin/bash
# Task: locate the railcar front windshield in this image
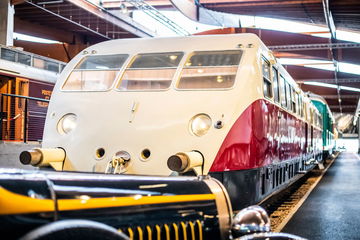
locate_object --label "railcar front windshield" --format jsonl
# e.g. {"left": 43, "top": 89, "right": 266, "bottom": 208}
{"left": 117, "top": 52, "right": 184, "bottom": 91}
{"left": 177, "top": 50, "right": 242, "bottom": 90}
{"left": 62, "top": 54, "right": 128, "bottom": 91}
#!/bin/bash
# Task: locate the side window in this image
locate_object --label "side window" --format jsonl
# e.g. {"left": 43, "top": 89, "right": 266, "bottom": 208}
{"left": 280, "top": 75, "right": 287, "bottom": 108}
{"left": 311, "top": 109, "right": 314, "bottom": 125}
{"left": 291, "top": 88, "right": 296, "bottom": 113}
{"left": 272, "top": 67, "right": 280, "bottom": 103}
{"left": 286, "top": 82, "right": 291, "bottom": 111}
{"left": 296, "top": 93, "right": 300, "bottom": 116}
{"left": 262, "top": 57, "right": 272, "bottom": 98}
{"left": 317, "top": 114, "right": 319, "bottom": 126}
{"left": 298, "top": 95, "right": 302, "bottom": 117}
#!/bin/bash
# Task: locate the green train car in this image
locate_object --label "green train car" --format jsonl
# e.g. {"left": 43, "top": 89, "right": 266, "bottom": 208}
{"left": 309, "top": 93, "right": 335, "bottom": 159}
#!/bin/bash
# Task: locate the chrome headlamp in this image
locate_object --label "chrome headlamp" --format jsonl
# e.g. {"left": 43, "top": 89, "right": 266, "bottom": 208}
{"left": 189, "top": 114, "right": 212, "bottom": 137}
{"left": 57, "top": 114, "right": 77, "bottom": 134}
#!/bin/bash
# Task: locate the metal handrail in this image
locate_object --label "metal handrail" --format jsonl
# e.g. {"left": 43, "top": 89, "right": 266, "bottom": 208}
{"left": 1, "top": 93, "right": 50, "bottom": 102}
{"left": 0, "top": 93, "right": 50, "bottom": 143}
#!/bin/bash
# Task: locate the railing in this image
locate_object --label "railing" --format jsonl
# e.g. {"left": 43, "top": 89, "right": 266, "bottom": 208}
{"left": 0, "top": 93, "right": 50, "bottom": 143}
{"left": 0, "top": 45, "right": 66, "bottom": 74}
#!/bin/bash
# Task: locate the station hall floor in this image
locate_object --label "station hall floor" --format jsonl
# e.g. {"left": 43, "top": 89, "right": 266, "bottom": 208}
{"left": 282, "top": 152, "right": 360, "bottom": 239}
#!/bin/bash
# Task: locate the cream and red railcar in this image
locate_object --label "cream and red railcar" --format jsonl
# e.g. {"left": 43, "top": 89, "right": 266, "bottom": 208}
{"left": 20, "top": 34, "right": 323, "bottom": 209}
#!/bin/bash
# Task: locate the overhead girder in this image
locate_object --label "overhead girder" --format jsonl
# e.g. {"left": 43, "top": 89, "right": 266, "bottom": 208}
{"left": 297, "top": 78, "right": 360, "bottom": 85}
{"left": 14, "top": 0, "right": 154, "bottom": 43}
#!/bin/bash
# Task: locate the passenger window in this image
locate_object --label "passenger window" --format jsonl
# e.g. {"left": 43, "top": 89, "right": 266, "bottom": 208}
{"left": 317, "top": 114, "right": 319, "bottom": 126}
{"left": 177, "top": 50, "right": 242, "bottom": 89}
{"left": 298, "top": 94, "right": 302, "bottom": 117}
{"left": 310, "top": 109, "right": 314, "bottom": 125}
{"left": 303, "top": 102, "right": 307, "bottom": 119}
{"left": 262, "top": 57, "right": 272, "bottom": 98}
{"left": 291, "top": 88, "right": 296, "bottom": 113}
{"left": 280, "top": 75, "right": 287, "bottom": 108}
{"left": 118, "top": 52, "right": 183, "bottom": 91}
{"left": 272, "top": 67, "right": 280, "bottom": 103}
{"left": 285, "top": 82, "right": 291, "bottom": 111}
{"left": 63, "top": 54, "right": 128, "bottom": 91}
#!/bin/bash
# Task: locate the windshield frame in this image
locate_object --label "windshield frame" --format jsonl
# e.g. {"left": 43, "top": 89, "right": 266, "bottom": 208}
{"left": 115, "top": 52, "right": 185, "bottom": 92}
{"left": 61, "top": 54, "right": 130, "bottom": 92}
{"left": 174, "top": 49, "right": 243, "bottom": 92}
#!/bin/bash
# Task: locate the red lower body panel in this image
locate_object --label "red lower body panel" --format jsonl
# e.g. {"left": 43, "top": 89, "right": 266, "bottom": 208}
{"left": 209, "top": 99, "right": 322, "bottom": 172}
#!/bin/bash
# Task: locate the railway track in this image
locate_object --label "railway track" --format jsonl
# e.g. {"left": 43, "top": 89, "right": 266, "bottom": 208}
{"left": 260, "top": 153, "right": 338, "bottom": 232}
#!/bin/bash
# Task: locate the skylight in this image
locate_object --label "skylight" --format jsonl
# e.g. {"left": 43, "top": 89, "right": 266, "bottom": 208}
{"left": 303, "top": 82, "right": 360, "bottom": 93}
{"left": 132, "top": 11, "right": 215, "bottom": 36}
{"left": 130, "top": 10, "right": 360, "bottom": 44}
{"left": 279, "top": 58, "right": 360, "bottom": 76}
{"left": 13, "top": 33, "right": 61, "bottom": 44}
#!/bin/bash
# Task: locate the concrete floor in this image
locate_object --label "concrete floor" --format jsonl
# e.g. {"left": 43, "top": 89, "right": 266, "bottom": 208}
{"left": 0, "top": 141, "right": 39, "bottom": 169}
{"left": 282, "top": 152, "right": 360, "bottom": 239}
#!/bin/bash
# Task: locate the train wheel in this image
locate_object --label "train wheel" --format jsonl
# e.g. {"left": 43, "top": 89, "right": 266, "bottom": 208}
{"left": 19, "top": 220, "right": 129, "bottom": 240}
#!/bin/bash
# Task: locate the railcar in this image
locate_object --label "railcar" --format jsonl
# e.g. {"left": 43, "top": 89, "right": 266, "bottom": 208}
{"left": 309, "top": 93, "right": 335, "bottom": 158}
{"left": 0, "top": 45, "right": 65, "bottom": 141}
{"left": 21, "top": 34, "right": 324, "bottom": 209}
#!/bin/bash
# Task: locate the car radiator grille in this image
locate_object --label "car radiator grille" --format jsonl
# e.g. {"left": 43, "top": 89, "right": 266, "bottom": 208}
{"left": 118, "top": 220, "right": 204, "bottom": 240}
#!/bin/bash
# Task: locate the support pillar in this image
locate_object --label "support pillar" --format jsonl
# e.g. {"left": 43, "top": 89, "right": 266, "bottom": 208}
{"left": 358, "top": 116, "right": 360, "bottom": 154}
{"left": 0, "top": 0, "right": 15, "bottom": 46}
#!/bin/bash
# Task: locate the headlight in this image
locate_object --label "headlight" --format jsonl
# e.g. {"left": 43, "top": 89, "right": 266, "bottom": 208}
{"left": 58, "top": 114, "right": 77, "bottom": 134}
{"left": 190, "top": 114, "right": 212, "bottom": 136}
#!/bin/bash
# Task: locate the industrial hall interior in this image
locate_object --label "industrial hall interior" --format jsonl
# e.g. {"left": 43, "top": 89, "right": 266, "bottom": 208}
{"left": 1, "top": 0, "right": 360, "bottom": 239}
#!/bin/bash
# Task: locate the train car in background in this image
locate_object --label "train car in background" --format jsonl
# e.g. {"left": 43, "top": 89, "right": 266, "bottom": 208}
{"left": 0, "top": 44, "right": 65, "bottom": 142}
{"left": 309, "top": 93, "right": 335, "bottom": 158}
{"left": 21, "top": 34, "right": 324, "bottom": 209}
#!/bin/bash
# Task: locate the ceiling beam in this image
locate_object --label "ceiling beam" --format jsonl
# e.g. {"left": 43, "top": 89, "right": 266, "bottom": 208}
{"left": 296, "top": 78, "right": 360, "bottom": 84}
{"left": 67, "top": 0, "right": 153, "bottom": 37}
{"left": 329, "top": 105, "right": 355, "bottom": 109}
{"left": 323, "top": 95, "right": 359, "bottom": 99}
{"left": 14, "top": 16, "right": 74, "bottom": 43}
{"left": 11, "top": 0, "right": 26, "bottom": 5}
{"left": 269, "top": 42, "right": 360, "bottom": 51}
